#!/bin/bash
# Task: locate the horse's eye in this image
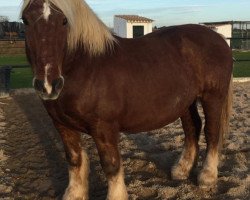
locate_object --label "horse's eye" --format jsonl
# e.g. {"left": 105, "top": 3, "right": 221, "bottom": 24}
{"left": 22, "top": 17, "right": 29, "bottom": 25}
{"left": 63, "top": 18, "right": 68, "bottom": 26}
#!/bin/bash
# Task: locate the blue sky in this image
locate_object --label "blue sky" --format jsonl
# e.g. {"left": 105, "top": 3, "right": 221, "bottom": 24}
{"left": 0, "top": 0, "right": 250, "bottom": 26}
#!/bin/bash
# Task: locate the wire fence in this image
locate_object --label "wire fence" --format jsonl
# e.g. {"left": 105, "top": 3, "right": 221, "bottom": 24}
{"left": 230, "top": 37, "right": 250, "bottom": 52}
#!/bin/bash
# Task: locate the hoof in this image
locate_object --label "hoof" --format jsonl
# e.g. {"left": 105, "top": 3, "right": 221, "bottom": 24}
{"left": 106, "top": 191, "right": 128, "bottom": 200}
{"left": 198, "top": 169, "right": 217, "bottom": 188}
{"left": 107, "top": 182, "right": 128, "bottom": 200}
{"left": 171, "top": 164, "right": 189, "bottom": 180}
{"left": 63, "top": 187, "right": 88, "bottom": 200}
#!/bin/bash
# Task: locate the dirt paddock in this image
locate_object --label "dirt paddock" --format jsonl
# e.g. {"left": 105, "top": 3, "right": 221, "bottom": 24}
{"left": 0, "top": 82, "right": 249, "bottom": 200}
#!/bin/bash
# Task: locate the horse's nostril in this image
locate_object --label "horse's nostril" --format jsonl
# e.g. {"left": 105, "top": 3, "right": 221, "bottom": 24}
{"left": 33, "top": 77, "right": 64, "bottom": 100}
{"left": 52, "top": 77, "right": 64, "bottom": 92}
{"left": 33, "top": 79, "right": 45, "bottom": 92}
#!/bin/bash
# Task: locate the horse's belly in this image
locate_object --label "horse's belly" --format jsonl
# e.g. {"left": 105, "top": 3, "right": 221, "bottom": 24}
{"left": 120, "top": 97, "right": 191, "bottom": 133}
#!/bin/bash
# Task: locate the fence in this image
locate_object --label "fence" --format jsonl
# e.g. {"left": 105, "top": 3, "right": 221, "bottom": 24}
{"left": 230, "top": 37, "right": 250, "bottom": 51}
{"left": 228, "top": 37, "right": 250, "bottom": 59}
{"left": 0, "top": 39, "right": 25, "bottom": 55}
{"left": 0, "top": 66, "right": 12, "bottom": 96}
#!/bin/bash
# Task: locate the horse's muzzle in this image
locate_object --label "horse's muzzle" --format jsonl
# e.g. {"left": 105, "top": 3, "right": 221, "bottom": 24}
{"left": 33, "top": 77, "right": 64, "bottom": 100}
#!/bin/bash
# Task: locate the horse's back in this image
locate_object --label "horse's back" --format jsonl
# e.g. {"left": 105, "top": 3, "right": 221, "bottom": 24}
{"left": 148, "top": 24, "right": 233, "bottom": 91}
{"left": 117, "top": 24, "right": 232, "bottom": 92}
{"left": 119, "top": 24, "right": 232, "bottom": 73}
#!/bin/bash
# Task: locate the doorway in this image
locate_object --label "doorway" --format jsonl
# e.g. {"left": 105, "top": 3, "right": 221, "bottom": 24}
{"left": 133, "top": 26, "right": 144, "bottom": 38}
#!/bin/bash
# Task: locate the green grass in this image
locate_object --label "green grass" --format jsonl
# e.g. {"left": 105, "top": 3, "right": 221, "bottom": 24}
{"left": 233, "top": 51, "right": 250, "bottom": 77}
{"left": 233, "top": 62, "right": 250, "bottom": 77}
{"left": 0, "top": 55, "right": 29, "bottom": 66}
{"left": 0, "top": 52, "right": 249, "bottom": 89}
{"left": 0, "top": 55, "right": 33, "bottom": 89}
{"left": 10, "top": 68, "right": 33, "bottom": 89}
{"left": 233, "top": 51, "right": 250, "bottom": 60}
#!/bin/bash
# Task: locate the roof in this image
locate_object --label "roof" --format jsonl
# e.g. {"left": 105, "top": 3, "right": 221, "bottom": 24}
{"left": 201, "top": 21, "right": 233, "bottom": 25}
{"left": 200, "top": 21, "right": 233, "bottom": 29}
{"left": 201, "top": 21, "right": 250, "bottom": 25}
{"left": 203, "top": 24, "right": 230, "bottom": 29}
{"left": 115, "top": 15, "right": 154, "bottom": 23}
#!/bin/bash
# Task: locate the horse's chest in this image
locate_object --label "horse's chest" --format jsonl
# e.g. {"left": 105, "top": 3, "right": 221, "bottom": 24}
{"left": 44, "top": 101, "right": 91, "bottom": 133}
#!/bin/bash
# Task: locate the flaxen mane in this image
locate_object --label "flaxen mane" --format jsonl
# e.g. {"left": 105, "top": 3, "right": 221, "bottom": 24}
{"left": 21, "top": 0, "right": 116, "bottom": 55}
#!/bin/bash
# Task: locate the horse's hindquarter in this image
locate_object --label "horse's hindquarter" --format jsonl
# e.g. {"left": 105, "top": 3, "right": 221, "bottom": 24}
{"left": 173, "top": 24, "right": 233, "bottom": 91}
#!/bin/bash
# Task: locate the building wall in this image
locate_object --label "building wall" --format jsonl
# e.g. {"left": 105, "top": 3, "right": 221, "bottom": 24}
{"left": 126, "top": 22, "right": 152, "bottom": 38}
{"left": 114, "top": 17, "right": 153, "bottom": 38}
{"left": 114, "top": 17, "right": 127, "bottom": 38}
{"left": 214, "top": 24, "right": 232, "bottom": 46}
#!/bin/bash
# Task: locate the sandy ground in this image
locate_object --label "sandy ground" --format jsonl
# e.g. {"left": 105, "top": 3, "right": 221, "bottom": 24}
{"left": 0, "top": 82, "right": 249, "bottom": 200}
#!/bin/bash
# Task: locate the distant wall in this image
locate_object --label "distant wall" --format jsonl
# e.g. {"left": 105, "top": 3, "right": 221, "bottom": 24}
{"left": 114, "top": 17, "right": 127, "bottom": 38}
{"left": 0, "top": 40, "right": 25, "bottom": 55}
{"left": 215, "top": 24, "right": 232, "bottom": 46}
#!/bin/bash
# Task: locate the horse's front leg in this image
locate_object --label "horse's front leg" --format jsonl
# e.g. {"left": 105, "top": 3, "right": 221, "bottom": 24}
{"left": 54, "top": 122, "right": 89, "bottom": 200}
{"left": 92, "top": 121, "right": 128, "bottom": 200}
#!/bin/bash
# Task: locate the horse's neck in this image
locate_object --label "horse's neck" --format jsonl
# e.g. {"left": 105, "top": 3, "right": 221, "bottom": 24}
{"left": 62, "top": 49, "right": 91, "bottom": 74}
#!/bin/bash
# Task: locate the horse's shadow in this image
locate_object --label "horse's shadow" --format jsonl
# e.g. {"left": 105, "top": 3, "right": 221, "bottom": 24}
{"left": 121, "top": 127, "right": 186, "bottom": 186}
{"left": 120, "top": 117, "right": 210, "bottom": 198}
{"left": 11, "top": 91, "right": 68, "bottom": 198}
{"left": 11, "top": 91, "right": 108, "bottom": 199}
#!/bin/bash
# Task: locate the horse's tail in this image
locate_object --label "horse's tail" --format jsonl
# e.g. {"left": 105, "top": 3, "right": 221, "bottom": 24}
{"left": 219, "top": 75, "right": 233, "bottom": 148}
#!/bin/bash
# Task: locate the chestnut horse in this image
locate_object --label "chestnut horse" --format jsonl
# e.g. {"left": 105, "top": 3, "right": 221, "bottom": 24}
{"left": 21, "top": 0, "right": 233, "bottom": 199}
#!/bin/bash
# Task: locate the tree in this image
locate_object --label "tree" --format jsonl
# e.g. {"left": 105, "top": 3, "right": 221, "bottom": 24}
{"left": 0, "top": 16, "right": 9, "bottom": 38}
{"left": 0, "top": 16, "right": 9, "bottom": 23}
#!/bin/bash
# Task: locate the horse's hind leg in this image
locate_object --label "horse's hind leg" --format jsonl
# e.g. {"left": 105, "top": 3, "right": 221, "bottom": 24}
{"left": 198, "top": 92, "right": 229, "bottom": 188}
{"left": 172, "top": 101, "right": 202, "bottom": 180}
{"left": 54, "top": 122, "right": 89, "bottom": 200}
{"left": 92, "top": 121, "right": 128, "bottom": 200}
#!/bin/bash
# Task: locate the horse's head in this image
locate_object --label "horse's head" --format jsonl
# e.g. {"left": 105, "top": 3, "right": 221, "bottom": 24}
{"left": 22, "top": 0, "right": 116, "bottom": 100}
{"left": 22, "top": 0, "right": 68, "bottom": 100}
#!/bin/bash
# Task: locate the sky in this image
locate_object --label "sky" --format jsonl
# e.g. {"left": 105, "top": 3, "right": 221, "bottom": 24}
{"left": 0, "top": 0, "right": 250, "bottom": 27}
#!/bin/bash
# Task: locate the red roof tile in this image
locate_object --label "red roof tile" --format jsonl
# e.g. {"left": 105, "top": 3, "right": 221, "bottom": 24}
{"left": 115, "top": 15, "right": 154, "bottom": 23}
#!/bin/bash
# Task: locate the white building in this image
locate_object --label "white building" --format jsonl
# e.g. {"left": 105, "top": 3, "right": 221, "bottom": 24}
{"left": 114, "top": 15, "right": 154, "bottom": 38}
{"left": 201, "top": 21, "right": 232, "bottom": 46}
